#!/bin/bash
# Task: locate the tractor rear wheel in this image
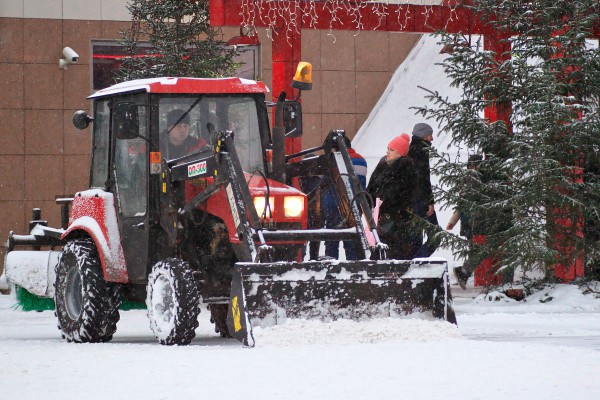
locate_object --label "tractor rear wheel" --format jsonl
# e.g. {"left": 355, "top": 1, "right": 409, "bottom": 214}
{"left": 146, "top": 259, "right": 200, "bottom": 345}
{"left": 54, "top": 238, "right": 121, "bottom": 343}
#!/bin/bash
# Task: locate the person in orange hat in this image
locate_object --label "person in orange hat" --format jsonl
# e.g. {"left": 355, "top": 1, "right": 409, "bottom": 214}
{"left": 366, "top": 133, "right": 416, "bottom": 259}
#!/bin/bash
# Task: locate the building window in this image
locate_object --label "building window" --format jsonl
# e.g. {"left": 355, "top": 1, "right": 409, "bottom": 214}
{"left": 234, "top": 46, "right": 260, "bottom": 80}
{"left": 91, "top": 41, "right": 261, "bottom": 91}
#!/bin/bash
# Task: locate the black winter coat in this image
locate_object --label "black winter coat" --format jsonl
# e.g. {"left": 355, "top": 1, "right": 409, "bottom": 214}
{"left": 366, "top": 156, "right": 386, "bottom": 202}
{"left": 407, "top": 137, "right": 434, "bottom": 205}
{"left": 366, "top": 156, "right": 417, "bottom": 259}
{"left": 367, "top": 156, "right": 416, "bottom": 218}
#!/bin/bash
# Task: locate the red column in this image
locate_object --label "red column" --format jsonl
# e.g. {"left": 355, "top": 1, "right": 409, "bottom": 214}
{"left": 472, "top": 235, "right": 502, "bottom": 286}
{"left": 483, "top": 32, "right": 512, "bottom": 126}
{"left": 474, "top": 32, "right": 511, "bottom": 287}
{"left": 271, "top": 22, "right": 303, "bottom": 260}
{"left": 549, "top": 25, "right": 585, "bottom": 281}
{"left": 552, "top": 208, "right": 585, "bottom": 281}
{"left": 271, "top": 24, "right": 302, "bottom": 156}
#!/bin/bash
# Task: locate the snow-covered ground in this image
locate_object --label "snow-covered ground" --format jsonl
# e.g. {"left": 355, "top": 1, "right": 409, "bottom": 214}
{"left": 1, "top": 284, "right": 600, "bottom": 400}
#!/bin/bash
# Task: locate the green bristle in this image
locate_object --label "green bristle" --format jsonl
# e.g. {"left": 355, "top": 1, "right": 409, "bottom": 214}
{"left": 13, "top": 286, "right": 146, "bottom": 311}
{"left": 14, "top": 286, "right": 55, "bottom": 311}
{"left": 119, "top": 301, "right": 147, "bottom": 310}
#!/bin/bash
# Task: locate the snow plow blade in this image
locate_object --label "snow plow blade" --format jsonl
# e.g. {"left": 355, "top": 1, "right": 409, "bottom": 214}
{"left": 226, "top": 258, "right": 456, "bottom": 347}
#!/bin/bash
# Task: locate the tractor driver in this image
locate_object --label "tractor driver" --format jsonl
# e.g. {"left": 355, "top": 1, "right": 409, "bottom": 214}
{"left": 161, "top": 109, "right": 206, "bottom": 160}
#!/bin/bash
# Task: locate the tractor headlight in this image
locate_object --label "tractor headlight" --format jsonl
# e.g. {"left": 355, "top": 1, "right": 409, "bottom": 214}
{"left": 254, "top": 196, "right": 274, "bottom": 218}
{"left": 284, "top": 196, "right": 304, "bottom": 218}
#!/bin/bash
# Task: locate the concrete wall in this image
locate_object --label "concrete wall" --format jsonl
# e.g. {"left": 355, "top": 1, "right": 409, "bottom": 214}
{"left": 0, "top": 2, "right": 419, "bottom": 272}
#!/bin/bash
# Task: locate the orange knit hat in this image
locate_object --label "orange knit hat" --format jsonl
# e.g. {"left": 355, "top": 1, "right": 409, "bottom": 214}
{"left": 388, "top": 133, "right": 410, "bottom": 156}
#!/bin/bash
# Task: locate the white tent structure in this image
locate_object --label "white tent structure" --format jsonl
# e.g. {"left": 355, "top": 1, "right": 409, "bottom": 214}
{"left": 353, "top": 34, "right": 464, "bottom": 171}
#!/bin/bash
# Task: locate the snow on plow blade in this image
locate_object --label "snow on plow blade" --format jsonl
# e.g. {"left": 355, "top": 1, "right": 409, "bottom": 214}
{"left": 226, "top": 258, "right": 456, "bottom": 347}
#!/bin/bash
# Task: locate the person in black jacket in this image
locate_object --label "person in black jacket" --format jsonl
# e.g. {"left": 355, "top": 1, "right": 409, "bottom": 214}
{"left": 299, "top": 173, "right": 323, "bottom": 260}
{"left": 366, "top": 133, "right": 416, "bottom": 259}
{"left": 408, "top": 122, "right": 439, "bottom": 258}
{"left": 447, "top": 153, "right": 514, "bottom": 287}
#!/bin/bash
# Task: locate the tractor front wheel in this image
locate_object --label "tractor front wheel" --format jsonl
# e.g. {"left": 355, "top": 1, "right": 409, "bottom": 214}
{"left": 54, "top": 238, "right": 121, "bottom": 343}
{"left": 146, "top": 259, "right": 200, "bottom": 345}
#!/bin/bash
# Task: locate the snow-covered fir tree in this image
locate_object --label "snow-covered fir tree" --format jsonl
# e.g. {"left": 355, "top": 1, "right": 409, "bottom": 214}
{"left": 418, "top": 0, "right": 600, "bottom": 280}
{"left": 117, "top": 0, "right": 238, "bottom": 81}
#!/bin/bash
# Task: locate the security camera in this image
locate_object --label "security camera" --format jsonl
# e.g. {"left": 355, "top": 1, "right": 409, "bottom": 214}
{"left": 63, "top": 47, "right": 79, "bottom": 63}
{"left": 59, "top": 47, "right": 79, "bottom": 69}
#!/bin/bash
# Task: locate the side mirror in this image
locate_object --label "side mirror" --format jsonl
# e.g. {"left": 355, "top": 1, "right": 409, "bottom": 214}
{"left": 283, "top": 100, "right": 302, "bottom": 138}
{"left": 283, "top": 61, "right": 312, "bottom": 138}
{"left": 112, "top": 102, "right": 139, "bottom": 140}
{"left": 72, "top": 110, "right": 93, "bottom": 130}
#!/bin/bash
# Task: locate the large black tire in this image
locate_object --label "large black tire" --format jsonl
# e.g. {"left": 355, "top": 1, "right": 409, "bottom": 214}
{"left": 146, "top": 259, "right": 200, "bottom": 345}
{"left": 54, "top": 238, "right": 121, "bottom": 343}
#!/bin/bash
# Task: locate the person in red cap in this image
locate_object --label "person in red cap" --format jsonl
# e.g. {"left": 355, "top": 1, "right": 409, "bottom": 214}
{"left": 366, "top": 133, "right": 417, "bottom": 259}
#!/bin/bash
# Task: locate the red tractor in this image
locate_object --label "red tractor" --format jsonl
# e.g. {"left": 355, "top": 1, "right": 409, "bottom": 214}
{"left": 3, "top": 63, "right": 455, "bottom": 346}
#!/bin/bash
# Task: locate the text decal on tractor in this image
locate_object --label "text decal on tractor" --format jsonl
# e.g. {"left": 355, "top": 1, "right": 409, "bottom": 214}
{"left": 188, "top": 161, "right": 207, "bottom": 178}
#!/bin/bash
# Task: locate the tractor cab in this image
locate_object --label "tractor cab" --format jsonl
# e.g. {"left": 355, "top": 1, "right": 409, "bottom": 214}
{"left": 74, "top": 78, "right": 278, "bottom": 285}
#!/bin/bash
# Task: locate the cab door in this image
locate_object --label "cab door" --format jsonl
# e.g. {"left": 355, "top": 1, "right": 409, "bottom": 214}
{"left": 112, "top": 98, "right": 150, "bottom": 283}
